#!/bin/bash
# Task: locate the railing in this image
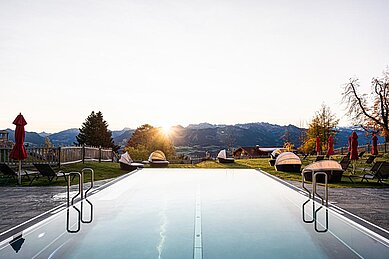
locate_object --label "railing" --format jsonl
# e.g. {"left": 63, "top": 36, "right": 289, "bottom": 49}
{"left": 169, "top": 157, "right": 204, "bottom": 165}
{"left": 333, "top": 143, "right": 389, "bottom": 155}
{"left": 0, "top": 145, "right": 115, "bottom": 167}
{"left": 0, "top": 147, "right": 59, "bottom": 167}
{"left": 60, "top": 146, "right": 82, "bottom": 165}
{"left": 67, "top": 169, "right": 94, "bottom": 233}
{"left": 301, "top": 171, "right": 329, "bottom": 233}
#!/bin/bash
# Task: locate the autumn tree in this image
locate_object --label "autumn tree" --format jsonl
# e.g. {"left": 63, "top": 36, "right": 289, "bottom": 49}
{"left": 125, "top": 124, "right": 175, "bottom": 160}
{"left": 44, "top": 136, "right": 53, "bottom": 148}
{"left": 300, "top": 104, "right": 339, "bottom": 154}
{"left": 76, "top": 111, "right": 119, "bottom": 151}
{"left": 342, "top": 68, "right": 389, "bottom": 142}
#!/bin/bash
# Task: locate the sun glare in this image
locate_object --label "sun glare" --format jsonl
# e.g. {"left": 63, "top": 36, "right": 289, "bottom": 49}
{"left": 160, "top": 125, "right": 172, "bottom": 136}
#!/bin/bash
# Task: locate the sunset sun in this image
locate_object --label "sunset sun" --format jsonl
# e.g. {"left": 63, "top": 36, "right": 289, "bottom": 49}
{"left": 160, "top": 124, "right": 172, "bottom": 136}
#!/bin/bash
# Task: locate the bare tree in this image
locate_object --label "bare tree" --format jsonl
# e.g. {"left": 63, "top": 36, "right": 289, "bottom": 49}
{"left": 342, "top": 69, "right": 389, "bottom": 142}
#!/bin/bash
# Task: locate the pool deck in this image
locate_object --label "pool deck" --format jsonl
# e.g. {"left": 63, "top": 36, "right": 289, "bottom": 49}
{"left": 0, "top": 172, "right": 388, "bottom": 237}
{"left": 286, "top": 180, "right": 389, "bottom": 234}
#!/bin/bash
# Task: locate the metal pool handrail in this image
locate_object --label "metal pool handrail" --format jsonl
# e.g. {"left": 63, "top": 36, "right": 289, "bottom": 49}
{"left": 301, "top": 170, "right": 329, "bottom": 233}
{"left": 302, "top": 170, "right": 329, "bottom": 206}
{"left": 66, "top": 169, "right": 95, "bottom": 233}
{"left": 313, "top": 172, "right": 328, "bottom": 206}
{"left": 67, "top": 172, "right": 82, "bottom": 207}
{"left": 66, "top": 168, "right": 95, "bottom": 206}
{"left": 81, "top": 168, "right": 94, "bottom": 198}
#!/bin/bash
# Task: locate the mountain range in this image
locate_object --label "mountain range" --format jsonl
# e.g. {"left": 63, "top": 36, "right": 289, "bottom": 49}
{"left": 2, "top": 123, "right": 383, "bottom": 156}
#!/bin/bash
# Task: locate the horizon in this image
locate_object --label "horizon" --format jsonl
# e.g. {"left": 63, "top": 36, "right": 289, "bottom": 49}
{"left": 1, "top": 120, "right": 369, "bottom": 135}
{"left": 1, "top": 0, "right": 389, "bottom": 132}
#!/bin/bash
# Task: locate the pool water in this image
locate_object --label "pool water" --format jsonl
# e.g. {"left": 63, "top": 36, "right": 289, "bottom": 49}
{"left": 0, "top": 169, "right": 388, "bottom": 258}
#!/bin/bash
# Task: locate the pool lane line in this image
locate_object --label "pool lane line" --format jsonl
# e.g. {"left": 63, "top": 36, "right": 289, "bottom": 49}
{"left": 194, "top": 190, "right": 202, "bottom": 259}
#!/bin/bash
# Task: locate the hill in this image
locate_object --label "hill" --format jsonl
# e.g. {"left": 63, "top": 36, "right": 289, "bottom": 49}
{"left": 171, "top": 123, "right": 304, "bottom": 156}
{"left": 112, "top": 129, "right": 135, "bottom": 147}
{"left": 171, "top": 123, "right": 384, "bottom": 157}
{"left": 49, "top": 128, "right": 80, "bottom": 146}
{"left": 5, "top": 128, "right": 45, "bottom": 147}
{"left": 48, "top": 128, "right": 131, "bottom": 147}
{"left": 2, "top": 123, "right": 384, "bottom": 155}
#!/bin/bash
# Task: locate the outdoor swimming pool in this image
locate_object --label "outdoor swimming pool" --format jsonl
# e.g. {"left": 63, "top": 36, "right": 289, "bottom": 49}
{"left": 0, "top": 169, "right": 388, "bottom": 258}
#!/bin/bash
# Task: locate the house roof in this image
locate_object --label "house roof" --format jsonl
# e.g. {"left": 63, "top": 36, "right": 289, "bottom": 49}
{"left": 234, "top": 146, "right": 285, "bottom": 156}
{"left": 257, "top": 147, "right": 285, "bottom": 152}
{"left": 233, "top": 147, "right": 259, "bottom": 156}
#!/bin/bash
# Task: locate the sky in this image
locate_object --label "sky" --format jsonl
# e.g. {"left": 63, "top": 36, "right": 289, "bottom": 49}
{"left": 1, "top": 0, "right": 389, "bottom": 133}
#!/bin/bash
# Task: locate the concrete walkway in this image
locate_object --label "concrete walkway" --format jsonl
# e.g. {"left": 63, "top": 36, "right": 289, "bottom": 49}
{"left": 0, "top": 178, "right": 388, "bottom": 236}
{"left": 286, "top": 180, "right": 389, "bottom": 232}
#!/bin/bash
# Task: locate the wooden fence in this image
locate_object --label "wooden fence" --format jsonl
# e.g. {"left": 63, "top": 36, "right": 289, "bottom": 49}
{"left": 0, "top": 145, "right": 114, "bottom": 168}
{"left": 333, "top": 143, "right": 389, "bottom": 155}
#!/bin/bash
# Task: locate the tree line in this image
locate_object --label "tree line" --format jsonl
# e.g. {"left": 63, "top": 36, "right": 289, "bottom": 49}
{"left": 75, "top": 112, "right": 175, "bottom": 159}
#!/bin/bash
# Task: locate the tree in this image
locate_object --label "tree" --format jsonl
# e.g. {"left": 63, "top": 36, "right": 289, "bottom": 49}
{"left": 283, "top": 141, "right": 294, "bottom": 152}
{"left": 125, "top": 124, "right": 175, "bottom": 160}
{"left": 300, "top": 104, "right": 339, "bottom": 154}
{"left": 44, "top": 136, "right": 53, "bottom": 148}
{"left": 342, "top": 69, "right": 389, "bottom": 142}
{"left": 76, "top": 111, "right": 119, "bottom": 151}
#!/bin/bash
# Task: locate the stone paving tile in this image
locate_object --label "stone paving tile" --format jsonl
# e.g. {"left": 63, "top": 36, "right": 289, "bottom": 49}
{"left": 287, "top": 180, "right": 389, "bottom": 231}
{"left": 0, "top": 179, "right": 112, "bottom": 234}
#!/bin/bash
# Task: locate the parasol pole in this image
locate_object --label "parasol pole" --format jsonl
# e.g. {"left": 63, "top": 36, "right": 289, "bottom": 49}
{"left": 18, "top": 160, "right": 22, "bottom": 185}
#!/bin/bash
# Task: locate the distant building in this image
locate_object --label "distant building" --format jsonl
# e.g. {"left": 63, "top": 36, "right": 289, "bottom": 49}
{"left": 0, "top": 130, "right": 13, "bottom": 148}
{"left": 233, "top": 146, "right": 285, "bottom": 158}
{"left": 233, "top": 147, "right": 261, "bottom": 158}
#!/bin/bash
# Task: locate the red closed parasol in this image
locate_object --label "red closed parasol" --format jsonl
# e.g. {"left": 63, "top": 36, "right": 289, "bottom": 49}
{"left": 350, "top": 131, "right": 359, "bottom": 173}
{"left": 327, "top": 135, "right": 334, "bottom": 157}
{"left": 350, "top": 132, "right": 358, "bottom": 160}
{"left": 348, "top": 135, "right": 352, "bottom": 152}
{"left": 371, "top": 134, "right": 378, "bottom": 155}
{"left": 9, "top": 113, "right": 28, "bottom": 184}
{"left": 316, "top": 136, "right": 320, "bottom": 155}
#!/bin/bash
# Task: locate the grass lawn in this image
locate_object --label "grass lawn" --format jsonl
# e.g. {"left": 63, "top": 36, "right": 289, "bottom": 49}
{"left": 170, "top": 156, "right": 388, "bottom": 188}
{"left": 1, "top": 157, "right": 388, "bottom": 188}
{"left": 0, "top": 162, "right": 126, "bottom": 187}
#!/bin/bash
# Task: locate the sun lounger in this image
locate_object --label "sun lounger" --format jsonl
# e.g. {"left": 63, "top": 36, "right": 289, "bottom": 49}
{"left": 340, "top": 160, "right": 351, "bottom": 171}
{"left": 32, "top": 163, "right": 73, "bottom": 184}
{"left": 148, "top": 150, "right": 169, "bottom": 168}
{"left": 302, "top": 160, "right": 344, "bottom": 183}
{"left": 339, "top": 155, "right": 350, "bottom": 164}
{"left": 119, "top": 152, "right": 144, "bottom": 171}
{"left": 217, "top": 149, "right": 235, "bottom": 163}
{"left": 360, "top": 161, "right": 389, "bottom": 184}
{"left": 0, "top": 163, "right": 38, "bottom": 185}
{"left": 120, "top": 162, "right": 144, "bottom": 171}
{"left": 360, "top": 155, "right": 376, "bottom": 172}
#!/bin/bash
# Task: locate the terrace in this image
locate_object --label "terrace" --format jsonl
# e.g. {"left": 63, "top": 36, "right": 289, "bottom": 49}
{"left": 0, "top": 159, "right": 388, "bottom": 258}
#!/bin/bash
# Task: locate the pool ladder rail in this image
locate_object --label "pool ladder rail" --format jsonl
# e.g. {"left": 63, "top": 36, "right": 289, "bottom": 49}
{"left": 66, "top": 168, "right": 94, "bottom": 233}
{"left": 301, "top": 171, "right": 329, "bottom": 233}
{"left": 66, "top": 168, "right": 95, "bottom": 207}
{"left": 302, "top": 171, "right": 328, "bottom": 206}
